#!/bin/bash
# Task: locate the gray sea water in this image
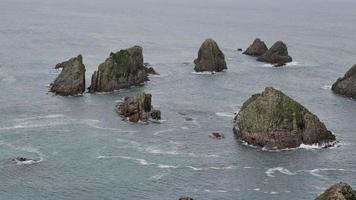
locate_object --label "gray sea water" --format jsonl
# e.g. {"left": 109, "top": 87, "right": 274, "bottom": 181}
{"left": 1, "top": 0, "right": 356, "bottom": 199}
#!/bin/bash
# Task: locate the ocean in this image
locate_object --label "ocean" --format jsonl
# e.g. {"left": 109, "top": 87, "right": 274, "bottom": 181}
{"left": 0, "top": 0, "right": 356, "bottom": 199}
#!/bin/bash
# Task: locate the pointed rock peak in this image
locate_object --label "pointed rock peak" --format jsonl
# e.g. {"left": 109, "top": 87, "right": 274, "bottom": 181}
{"left": 315, "top": 182, "right": 356, "bottom": 200}
{"left": 194, "top": 39, "right": 227, "bottom": 72}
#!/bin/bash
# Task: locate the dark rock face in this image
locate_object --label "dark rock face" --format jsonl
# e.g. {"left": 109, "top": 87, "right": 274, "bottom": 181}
{"left": 194, "top": 39, "right": 227, "bottom": 72}
{"left": 332, "top": 64, "right": 356, "bottom": 99}
{"left": 209, "top": 132, "right": 225, "bottom": 139}
{"left": 243, "top": 38, "right": 268, "bottom": 56}
{"left": 50, "top": 55, "right": 86, "bottom": 96}
{"left": 179, "top": 197, "right": 193, "bottom": 200}
{"left": 89, "top": 46, "right": 149, "bottom": 93}
{"left": 315, "top": 182, "right": 356, "bottom": 200}
{"left": 116, "top": 92, "right": 161, "bottom": 123}
{"left": 233, "top": 87, "right": 336, "bottom": 150}
{"left": 257, "top": 41, "right": 292, "bottom": 66}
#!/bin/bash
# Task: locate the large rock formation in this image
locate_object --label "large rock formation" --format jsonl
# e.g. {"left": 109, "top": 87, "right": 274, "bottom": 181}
{"left": 315, "top": 182, "right": 356, "bottom": 200}
{"left": 243, "top": 38, "right": 268, "bottom": 56}
{"left": 194, "top": 39, "right": 227, "bottom": 72}
{"left": 332, "top": 64, "right": 356, "bottom": 99}
{"left": 233, "top": 87, "right": 336, "bottom": 150}
{"left": 89, "top": 46, "right": 151, "bottom": 93}
{"left": 50, "top": 55, "right": 86, "bottom": 96}
{"left": 257, "top": 41, "right": 292, "bottom": 66}
{"left": 116, "top": 92, "right": 161, "bottom": 123}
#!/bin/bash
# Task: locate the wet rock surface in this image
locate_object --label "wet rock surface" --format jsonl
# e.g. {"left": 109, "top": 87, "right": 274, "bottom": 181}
{"left": 194, "top": 39, "right": 227, "bottom": 72}
{"left": 332, "top": 64, "right": 356, "bottom": 99}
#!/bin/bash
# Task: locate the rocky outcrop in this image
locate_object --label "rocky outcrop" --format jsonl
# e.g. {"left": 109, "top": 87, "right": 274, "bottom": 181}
{"left": 332, "top": 64, "right": 356, "bottom": 99}
{"left": 89, "top": 46, "right": 149, "bottom": 93}
{"left": 116, "top": 92, "right": 161, "bottom": 123}
{"left": 233, "top": 87, "right": 336, "bottom": 150}
{"left": 144, "top": 63, "right": 159, "bottom": 75}
{"left": 257, "top": 41, "right": 292, "bottom": 66}
{"left": 194, "top": 39, "right": 227, "bottom": 72}
{"left": 50, "top": 55, "right": 86, "bottom": 96}
{"left": 243, "top": 38, "right": 268, "bottom": 56}
{"left": 179, "top": 197, "right": 193, "bottom": 200}
{"left": 209, "top": 132, "right": 225, "bottom": 139}
{"left": 315, "top": 182, "right": 356, "bottom": 200}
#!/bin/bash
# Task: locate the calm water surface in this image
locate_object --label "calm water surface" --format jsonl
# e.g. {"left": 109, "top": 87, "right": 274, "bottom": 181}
{"left": 0, "top": 0, "right": 356, "bottom": 199}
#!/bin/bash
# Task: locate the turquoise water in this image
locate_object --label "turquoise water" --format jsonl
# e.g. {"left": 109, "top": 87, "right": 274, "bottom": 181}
{"left": 0, "top": 0, "right": 356, "bottom": 199}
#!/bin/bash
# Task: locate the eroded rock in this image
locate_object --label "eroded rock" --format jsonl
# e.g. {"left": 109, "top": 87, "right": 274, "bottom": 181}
{"left": 50, "top": 55, "right": 86, "bottom": 96}
{"left": 233, "top": 87, "right": 336, "bottom": 150}
{"left": 332, "top": 64, "right": 356, "bottom": 99}
{"left": 243, "top": 38, "right": 268, "bottom": 56}
{"left": 315, "top": 182, "right": 356, "bottom": 200}
{"left": 257, "top": 41, "right": 292, "bottom": 66}
{"left": 194, "top": 39, "right": 227, "bottom": 72}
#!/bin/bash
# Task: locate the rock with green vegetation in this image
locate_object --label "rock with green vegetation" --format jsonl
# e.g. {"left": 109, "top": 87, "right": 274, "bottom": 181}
{"left": 315, "top": 182, "right": 356, "bottom": 200}
{"left": 194, "top": 39, "right": 227, "bottom": 72}
{"left": 116, "top": 92, "right": 161, "bottom": 123}
{"left": 243, "top": 38, "right": 268, "bottom": 56}
{"left": 233, "top": 87, "right": 336, "bottom": 150}
{"left": 89, "top": 46, "right": 153, "bottom": 93}
{"left": 257, "top": 41, "right": 292, "bottom": 66}
{"left": 332, "top": 64, "right": 356, "bottom": 99}
{"left": 50, "top": 55, "right": 86, "bottom": 96}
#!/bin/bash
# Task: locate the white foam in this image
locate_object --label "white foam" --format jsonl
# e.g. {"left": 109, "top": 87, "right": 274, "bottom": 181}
{"left": 286, "top": 61, "right": 300, "bottom": 66}
{"left": 153, "top": 128, "right": 175, "bottom": 136}
{"left": 186, "top": 165, "right": 236, "bottom": 171}
{"left": 321, "top": 85, "right": 332, "bottom": 90}
{"left": 97, "top": 155, "right": 177, "bottom": 169}
{"left": 254, "top": 188, "right": 261, "bottom": 191}
{"left": 270, "top": 191, "right": 279, "bottom": 194}
{"left": 266, "top": 167, "right": 296, "bottom": 177}
{"left": 215, "top": 112, "right": 235, "bottom": 118}
{"left": 191, "top": 71, "right": 217, "bottom": 75}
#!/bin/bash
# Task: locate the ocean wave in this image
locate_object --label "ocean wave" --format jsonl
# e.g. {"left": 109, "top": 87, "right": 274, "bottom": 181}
{"left": 261, "top": 61, "right": 301, "bottom": 68}
{"left": 191, "top": 71, "right": 217, "bottom": 75}
{"left": 153, "top": 128, "right": 175, "bottom": 136}
{"left": 97, "top": 155, "right": 177, "bottom": 169}
{"left": 266, "top": 167, "right": 297, "bottom": 177}
{"left": 321, "top": 85, "right": 332, "bottom": 90}
{"left": 302, "top": 168, "right": 353, "bottom": 178}
{"left": 260, "top": 141, "right": 339, "bottom": 152}
{"left": 186, "top": 165, "right": 236, "bottom": 171}
{"left": 215, "top": 112, "right": 235, "bottom": 118}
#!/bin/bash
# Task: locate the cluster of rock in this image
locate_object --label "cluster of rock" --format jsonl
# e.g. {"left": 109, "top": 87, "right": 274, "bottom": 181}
{"left": 194, "top": 39, "right": 227, "bottom": 72}
{"left": 244, "top": 38, "right": 293, "bottom": 67}
{"left": 50, "top": 46, "right": 157, "bottom": 96}
{"left": 116, "top": 92, "right": 161, "bottom": 123}
{"left": 50, "top": 55, "right": 86, "bottom": 96}
{"left": 332, "top": 64, "right": 356, "bottom": 99}
{"left": 234, "top": 87, "right": 336, "bottom": 150}
{"left": 315, "top": 182, "right": 356, "bottom": 200}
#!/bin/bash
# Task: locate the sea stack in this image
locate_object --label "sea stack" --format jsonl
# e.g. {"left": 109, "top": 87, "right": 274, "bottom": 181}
{"left": 257, "top": 41, "right": 292, "bottom": 66}
{"left": 331, "top": 64, "right": 356, "bottom": 99}
{"left": 89, "top": 46, "right": 153, "bottom": 93}
{"left": 50, "top": 55, "right": 86, "bottom": 96}
{"left": 194, "top": 39, "right": 227, "bottom": 72}
{"left": 243, "top": 38, "right": 268, "bottom": 56}
{"left": 315, "top": 182, "right": 356, "bottom": 200}
{"left": 116, "top": 92, "right": 161, "bottom": 123}
{"left": 233, "top": 87, "right": 336, "bottom": 150}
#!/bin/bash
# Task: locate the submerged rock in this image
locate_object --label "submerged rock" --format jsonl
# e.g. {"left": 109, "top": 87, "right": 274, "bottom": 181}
{"left": 179, "top": 197, "right": 193, "bottom": 200}
{"left": 50, "top": 55, "right": 86, "bottom": 96}
{"left": 331, "top": 64, "right": 356, "bottom": 99}
{"left": 116, "top": 92, "right": 161, "bottom": 123}
{"left": 257, "top": 41, "right": 292, "bottom": 66}
{"left": 315, "top": 182, "right": 356, "bottom": 200}
{"left": 194, "top": 39, "right": 227, "bottom": 72}
{"left": 89, "top": 46, "right": 149, "bottom": 93}
{"left": 209, "top": 132, "right": 225, "bottom": 139}
{"left": 243, "top": 38, "right": 268, "bottom": 56}
{"left": 233, "top": 87, "right": 336, "bottom": 150}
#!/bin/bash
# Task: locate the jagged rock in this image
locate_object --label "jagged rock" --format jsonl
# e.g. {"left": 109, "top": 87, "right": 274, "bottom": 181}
{"left": 179, "top": 197, "right": 193, "bottom": 200}
{"left": 145, "top": 67, "right": 159, "bottom": 75}
{"left": 209, "top": 132, "right": 225, "bottom": 139}
{"left": 332, "top": 64, "right": 356, "bottom": 99}
{"left": 233, "top": 87, "right": 336, "bottom": 150}
{"left": 194, "top": 39, "right": 227, "bottom": 72}
{"left": 257, "top": 41, "right": 292, "bottom": 66}
{"left": 50, "top": 55, "right": 86, "bottom": 96}
{"left": 243, "top": 38, "right": 268, "bottom": 56}
{"left": 89, "top": 46, "right": 149, "bottom": 93}
{"left": 116, "top": 92, "right": 161, "bottom": 123}
{"left": 315, "top": 182, "right": 356, "bottom": 200}
{"left": 237, "top": 48, "right": 243, "bottom": 52}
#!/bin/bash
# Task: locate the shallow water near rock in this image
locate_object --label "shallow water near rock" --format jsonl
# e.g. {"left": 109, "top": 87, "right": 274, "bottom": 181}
{"left": 0, "top": 0, "right": 356, "bottom": 199}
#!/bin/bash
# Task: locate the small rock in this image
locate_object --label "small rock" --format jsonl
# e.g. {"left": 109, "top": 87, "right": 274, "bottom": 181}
{"left": 179, "top": 197, "right": 193, "bottom": 200}
{"left": 243, "top": 38, "right": 268, "bottom": 56}
{"left": 331, "top": 64, "right": 356, "bottom": 99}
{"left": 315, "top": 182, "right": 356, "bottom": 200}
{"left": 50, "top": 55, "right": 86, "bottom": 96}
{"left": 257, "top": 41, "right": 292, "bottom": 65}
{"left": 194, "top": 39, "right": 227, "bottom": 72}
{"left": 237, "top": 48, "right": 243, "bottom": 51}
{"left": 116, "top": 92, "right": 161, "bottom": 123}
{"left": 209, "top": 132, "right": 225, "bottom": 139}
